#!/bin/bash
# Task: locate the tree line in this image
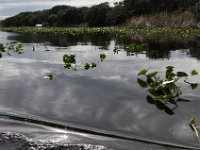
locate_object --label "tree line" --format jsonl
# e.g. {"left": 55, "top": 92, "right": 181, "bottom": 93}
{"left": 1, "top": 0, "right": 200, "bottom": 27}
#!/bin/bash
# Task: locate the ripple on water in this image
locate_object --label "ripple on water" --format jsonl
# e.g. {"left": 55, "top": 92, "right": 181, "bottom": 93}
{"left": 169, "top": 120, "right": 198, "bottom": 144}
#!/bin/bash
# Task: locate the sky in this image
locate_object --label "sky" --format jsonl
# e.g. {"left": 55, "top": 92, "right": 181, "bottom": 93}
{"left": 0, "top": 0, "right": 123, "bottom": 20}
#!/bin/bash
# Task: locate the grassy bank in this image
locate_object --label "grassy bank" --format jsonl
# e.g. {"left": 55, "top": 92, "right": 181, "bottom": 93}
{"left": 127, "top": 11, "right": 198, "bottom": 29}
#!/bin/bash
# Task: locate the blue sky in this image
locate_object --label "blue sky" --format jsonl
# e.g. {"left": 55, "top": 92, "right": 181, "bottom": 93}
{"left": 0, "top": 0, "right": 123, "bottom": 20}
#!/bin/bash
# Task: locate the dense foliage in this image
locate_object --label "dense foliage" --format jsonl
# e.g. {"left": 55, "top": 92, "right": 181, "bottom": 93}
{"left": 1, "top": 0, "right": 199, "bottom": 27}
{"left": 124, "top": 0, "right": 198, "bottom": 16}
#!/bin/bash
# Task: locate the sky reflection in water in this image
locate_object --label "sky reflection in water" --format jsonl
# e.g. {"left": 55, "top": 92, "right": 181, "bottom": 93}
{"left": 1, "top": 32, "right": 200, "bottom": 148}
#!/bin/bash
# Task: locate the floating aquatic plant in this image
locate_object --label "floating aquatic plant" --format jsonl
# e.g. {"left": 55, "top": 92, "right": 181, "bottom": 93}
{"left": 0, "top": 42, "right": 24, "bottom": 59}
{"left": 100, "top": 53, "right": 106, "bottom": 62}
{"left": 138, "top": 66, "right": 198, "bottom": 115}
{"left": 113, "top": 47, "right": 120, "bottom": 54}
{"left": 127, "top": 43, "right": 148, "bottom": 54}
{"left": 15, "top": 44, "right": 23, "bottom": 54}
{"left": 63, "top": 54, "right": 76, "bottom": 69}
{"left": 84, "top": 63, "right": 97, "bottom": 70}
{"left": 2, "top": 27, "right": 200, "bottom": 38}
{"left": 0, "top": 43, "right": 5, "bottom": 52}
{"left": 63, "top": 53, "right": 106, "bottom": 71}
{"left": 191, "top": 70, "right": 198, "bottom": 76}
{"left": 45, "top": 73, "right": 53, "bottom": 80}
{"left": 190, "top": 117, "right": 200, "bottom": 144}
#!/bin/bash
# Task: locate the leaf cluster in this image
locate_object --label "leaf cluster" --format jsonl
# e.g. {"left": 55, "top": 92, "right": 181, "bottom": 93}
{"left": 0, "top": 42, "right": 24, "bottom": 59}
{"left": 127, "top": 43, "right": 148, "bottom": 54}
{"left": 137, "top": 66, "right": 199, "bottom": 114}
{"left": 63, "top": 53, "right": 106, "bottom": 70}
{"left": 100, "top": 53, "right": 106, "bottom": 62}
{"left": 84, "top": 63, "right": 96, "bottom": 70}
{"left": 190, "top": 117, "right": 200, "bottom": 144}
{"left": 63, "top": 54, "right": 76, "bottom": 69}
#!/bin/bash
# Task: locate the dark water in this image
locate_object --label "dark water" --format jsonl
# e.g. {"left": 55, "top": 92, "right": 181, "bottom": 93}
{"left": 1, "top": 31, "right": 200, "bottom": 149}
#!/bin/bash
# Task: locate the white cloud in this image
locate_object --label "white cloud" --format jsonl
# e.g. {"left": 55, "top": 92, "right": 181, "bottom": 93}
{"left": 0, "top": 16, "right": 9, "bottom": 20}
{"left": 54, "top": 0, "right": 123, "bottom": 6}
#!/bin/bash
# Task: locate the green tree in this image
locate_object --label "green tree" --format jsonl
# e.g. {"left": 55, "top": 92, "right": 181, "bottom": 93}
{"left": 106, "top": 2, "right": 126, "bottom": 26}
{"left": 86, "top": 2, "right": 110, "bottom": 27}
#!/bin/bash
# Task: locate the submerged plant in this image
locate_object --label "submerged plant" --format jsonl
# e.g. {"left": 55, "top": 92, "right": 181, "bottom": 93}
{"left": 137, "top": 66, "right": 198, "bottom": 115}
{"left": 190, "top": 117, "right": 200, "bottom": 144}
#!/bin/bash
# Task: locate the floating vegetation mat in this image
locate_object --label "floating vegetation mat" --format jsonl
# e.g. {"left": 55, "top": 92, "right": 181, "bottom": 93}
{"left": 2, "top": 27, "right": 200, "bottom": 37}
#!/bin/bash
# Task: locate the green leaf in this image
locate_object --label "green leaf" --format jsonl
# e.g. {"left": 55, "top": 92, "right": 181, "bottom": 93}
{"left": 163, "top": 94, "right": 173, "bottom": 99}
{"left": 155, "top": 95, "right": 164, "bottom": 100}
{"left": 91, "top": 63, "right": 97, "bottom": 68}
{"left": 155, "top": 101, "right": 165, "bottom": 110}
{"left": 148, "top": 88, "right": 163, "bottom": 97}
{"left": 163, "top": 106, "right": 174, "bottom": 115}
{"left": 64, "top": 63, "right": 72, "bottom": 69}
{"left": 146, "top": 95, "right": 155, "bottom": 104}
{"left": 15, "top": 44, "right": 23, "bottom": 54}
{"left": 84, "top": 63, "right": 91, "bottom": 70}
{"left": 166, "top": 66, "right": 174, "bottom": 70}
{"left": 147, "top": 76, "right": 154, "bottom": 85}
{"left": 190, "top": 117, "right": 197, "bottom": 125}
{"left": 113, "top": 47, "right": 120, "bottom": 54}
{"left": 191, "top": 70, "right": 198, "bottom": 76}
{"left": 177, "top": 72, "right": 188, "bottom": 77}
{"left": 100, "top": 53, "right": 106, "bottom": 62}
{"left": 47, "top": 73, "right": 53, "bottom": 80}
{"left": 166, "top": 66, "right": 174, "bottom": 79}
{"left": 137, "top": 78, "right": 147, "bottom": 88}
{"left": 138, "top": 69, "right": 148, "bottom": 76}
{"left": 0, "top": 43, "right": 5, "bottom": 52}
{"left": 191, "top": 83, "right": 198, "bottom": 90}
{"left": 63, "top": 54, "right": 76, "bottom": 64}
{"left": 147, "top": 71, "right": 158, "bottom": 78}
{"left": 149, "top": 82, "right": 159, "bottom": 88}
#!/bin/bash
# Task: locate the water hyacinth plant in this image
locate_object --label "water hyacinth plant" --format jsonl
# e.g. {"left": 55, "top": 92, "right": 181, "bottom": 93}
{"left": 0, "top": 42, "right": 24, "bottom": 59}
{"left": 63, "top": 53, "right": 106, "bottom": 70}
{"left": 15, "top": 44, "right": 24, "bottom": 54}
{"left": 137, "top": 66, "right": 198, "bottom": 115}
{"left": 127, "top": 43, "right": 148, "bottom": 54}
{"left": 100, "top": 53, "right": 106, "bottom": 62}
{"left": 190, "top": 117, "right": 200, "bottom": 144}
{"left": 113, "top": 47, "right": 120, "bottom": 54}
{"left": 84, "top": 63, "right": 97, "bottom": 70}
{"left": 63, "top": 54, "right": 76, "bottom": 69}
{"left": 0, "top": 43, "right": 5, "bottom": 59}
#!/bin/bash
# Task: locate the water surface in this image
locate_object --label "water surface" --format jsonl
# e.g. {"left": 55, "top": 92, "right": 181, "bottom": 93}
{"left": 1, "top": 31, "right": 200, "bottom": 149}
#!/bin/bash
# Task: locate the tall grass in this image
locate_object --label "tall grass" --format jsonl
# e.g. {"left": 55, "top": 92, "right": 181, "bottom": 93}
{"left": 127, "top": 11, "right": 196, "bottom": 28}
